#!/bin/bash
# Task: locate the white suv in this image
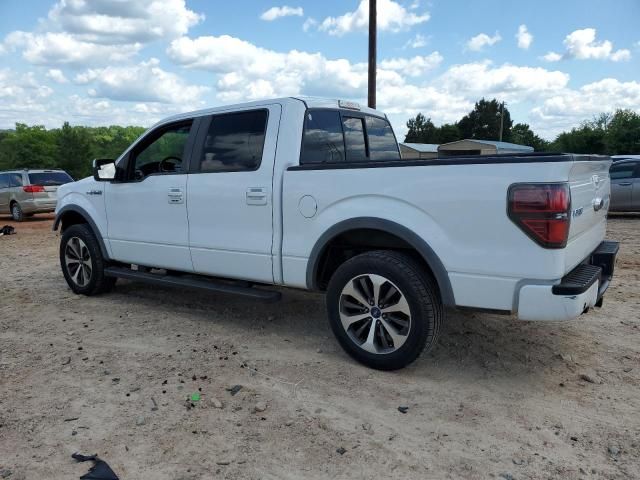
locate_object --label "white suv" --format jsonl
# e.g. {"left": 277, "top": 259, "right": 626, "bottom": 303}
{"left": 54, "top": 97, "right": 618, "bottom": 370}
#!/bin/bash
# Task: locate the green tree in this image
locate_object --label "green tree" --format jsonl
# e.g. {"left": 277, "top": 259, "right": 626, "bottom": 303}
{"left": 436, "top": 123, "right": 461, "bottom": 144}
{"left": 457, "top": 98, "right": 512, "bottom": 141}
{"left": 0, "top": 122, "right": 147, "bottom": 178}
{"left": 605, "top": 109, "right": 640, "bottom": 154}
{"left": 0, "top": 124, "right": 58, "bottom": 170}
{"left": 510, "top": 123, "right": 549, "bottom": 151}
{"left": 404, "top": 113, "right": 438, "bottom": 143}
{"left": 550, "top": 126, "right": 606, "bottom": 154}
{"left": 54, "top": 122, "right": 94, "bottom": 179}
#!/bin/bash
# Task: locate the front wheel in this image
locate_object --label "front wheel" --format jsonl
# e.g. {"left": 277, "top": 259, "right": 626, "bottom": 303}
{"left": 60, "top": 224, "right": 116, "bottom": 295}
{"left": 326, "top": 250, "right": 443, "bottom": 370}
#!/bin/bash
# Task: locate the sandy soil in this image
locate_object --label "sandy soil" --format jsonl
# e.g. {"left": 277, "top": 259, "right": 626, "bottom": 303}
{"left": 0, "top": 213, "right": 638, "bottom": 480}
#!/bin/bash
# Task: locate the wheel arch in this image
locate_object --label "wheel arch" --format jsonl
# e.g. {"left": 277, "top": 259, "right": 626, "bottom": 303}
{"left": 54, "top": 205, "right": 110, "bottom": 260}
{"left": 306, "top": 217, "right": 455, "bottom": 306}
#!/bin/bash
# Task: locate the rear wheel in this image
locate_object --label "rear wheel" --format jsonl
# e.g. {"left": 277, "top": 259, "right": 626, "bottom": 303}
{"left": 60, "top": 224, "right": 116, "bottom": 295}
{"left": 10, "top": 202, "right": 23, "bottom": 222}
{"left": 326, "top": 250, "right": 443, "bottom": 370}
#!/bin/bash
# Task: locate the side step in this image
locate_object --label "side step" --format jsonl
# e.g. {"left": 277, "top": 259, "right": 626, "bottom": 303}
{"left": 104, "top": 266, "right": 281, "bottom": 302}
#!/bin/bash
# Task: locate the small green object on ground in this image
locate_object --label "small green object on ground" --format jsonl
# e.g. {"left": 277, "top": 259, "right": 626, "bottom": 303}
{"left": 191, "top": 392, "right": 201, "bottom": 402}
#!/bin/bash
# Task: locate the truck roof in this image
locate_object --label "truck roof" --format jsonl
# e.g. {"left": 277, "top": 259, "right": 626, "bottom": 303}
{"left": 157, "top": 97, "right": 385, "bottom": 128}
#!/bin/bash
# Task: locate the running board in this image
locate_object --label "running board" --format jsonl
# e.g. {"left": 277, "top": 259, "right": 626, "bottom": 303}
{"left": 104, "top": 266, "right": 281, "bottom": 302}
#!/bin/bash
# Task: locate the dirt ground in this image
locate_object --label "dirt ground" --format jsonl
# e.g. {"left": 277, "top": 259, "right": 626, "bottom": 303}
{"left": 0, "top": 214, "right": 638, "bottom": 480}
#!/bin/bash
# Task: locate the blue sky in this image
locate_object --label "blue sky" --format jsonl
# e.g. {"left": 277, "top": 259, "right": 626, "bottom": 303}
{"left": 1, "top": 0, "right": 639, "bottom": 139}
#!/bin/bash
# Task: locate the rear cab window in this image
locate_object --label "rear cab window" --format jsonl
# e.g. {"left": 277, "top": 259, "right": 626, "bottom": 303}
{"left": 300, "top": 109, "right": 400, "bottom": 165}
{"left": 28, "top": 172, "right": 73, "bottom": 186}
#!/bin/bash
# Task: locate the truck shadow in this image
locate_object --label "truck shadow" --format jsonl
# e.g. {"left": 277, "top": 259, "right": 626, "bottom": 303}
{"left": 110, "top": 280, "right": 579, "bottom": 382}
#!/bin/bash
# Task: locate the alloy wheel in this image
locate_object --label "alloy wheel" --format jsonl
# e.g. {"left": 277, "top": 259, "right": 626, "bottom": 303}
{"left": 64, "top": 237, "right": 93, "bottom": 287}
{"left": 339, "top": 274, "right": 412, "bottom": 354}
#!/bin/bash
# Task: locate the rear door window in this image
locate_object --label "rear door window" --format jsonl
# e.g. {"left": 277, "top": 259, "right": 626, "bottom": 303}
{"left": 0, "top": 174, "right": 8, "bottom": 189}
{"left": 200, "top": 110, "right": 268, "bottom": 173}
{"left": 301, "top": 110, "right": 345, "bottom": 164}
{"left": 366, "top": 116, "right": 400, "bottom": 161}
{"left": 28, "top": 172, "right": 74, "bottom": 186}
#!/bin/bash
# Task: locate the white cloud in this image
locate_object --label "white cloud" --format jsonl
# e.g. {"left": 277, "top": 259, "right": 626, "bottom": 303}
{"left": 4, "top": 31, "right": 141, "bottom": 66}
{"left": 0, "top": 67, "right": 201, "bottom": 129}
{"left": 543, "top": 28, "right": 631, "bottom": 62}
{"left": 48, "top": 0, "right": 203, "bottom": 44}
{"left": 466, "top": 32, "right": 502, "bottom": 51}
{"left": 0, "top": 68, "right": 55, "bottom": 126}
{"left": 303, "top": 18, "right": 318, "bottom": 32}
{"left": 73, "top": 58, "right": 209, "bottom": 105}
{"left": 46, "top": 68, "right": 69, "bottom": 83}
{"left": 319, "top": 0, "right": 429, "bottom": 36}
{"left": 167, "top": 35, "right": 371, "bottom": 101}
{"left": 380, "top": 52, "right": 443, "bottom": 76}
{"left": 2, "top": 0, "right": 203, "bottom": 68}
{"left": 516, "top": 24, "right": 533, "bottom": 49}
{"left": 542, "top": 51, "right": 562, "bottom": 62}
{"left": 166, "top": 33, "right": 587, "bottom": 139}
{"left": 437, "top": 61, "right": 569, "bottom": 102}
{"left": 565, "top": 28, "right": 630, "bottom": 61}
{"left": 404, "top": 33, "right": 428, "bottom": 49}
{"left": 531, "top": 78, "right": 640, "bottom": 137}
{"left": 0, "top": 69, "right": 53, "bottom": 101}
{"left": 260, "top": 6, "right": 303, "bottom": 21}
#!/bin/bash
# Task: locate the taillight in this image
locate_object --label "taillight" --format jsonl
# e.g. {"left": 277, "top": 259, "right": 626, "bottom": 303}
{"left": 508, "top": 183, "right": 570, "bottom": 249}
{"left": 23, "top": 185, "right": 45, "bottom": 193}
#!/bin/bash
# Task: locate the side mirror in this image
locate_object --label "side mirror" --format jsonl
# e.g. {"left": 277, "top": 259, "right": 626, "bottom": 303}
{"left": 93, "top": 158, "right": 116, "bottom": 181}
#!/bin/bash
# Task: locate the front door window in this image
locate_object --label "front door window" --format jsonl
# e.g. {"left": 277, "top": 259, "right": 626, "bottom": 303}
{"left": 129, "top": 122, "right": 192, "bottom": 180}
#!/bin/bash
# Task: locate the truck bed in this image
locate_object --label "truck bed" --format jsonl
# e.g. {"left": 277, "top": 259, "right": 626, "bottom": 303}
{"left": 282, "top": 153, "right": 611, "bottom": 312}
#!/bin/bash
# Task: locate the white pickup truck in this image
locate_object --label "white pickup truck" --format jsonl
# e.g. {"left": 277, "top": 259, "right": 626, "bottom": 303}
{"left": 54, "top": 97, "right": 619, "bottom": 370}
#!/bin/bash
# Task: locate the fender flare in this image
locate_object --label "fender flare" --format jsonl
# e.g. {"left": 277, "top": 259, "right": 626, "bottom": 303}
{"left": 53, "top": 205, "right": 111, "bottom": 260}
{"left": 306, "top": 217, "right": 455, "bottom": 306}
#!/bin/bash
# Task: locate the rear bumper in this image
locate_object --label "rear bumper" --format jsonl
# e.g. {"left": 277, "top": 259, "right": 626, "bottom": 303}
{"left": 517, "top": 240, "right": 619, "bottom": 321}
{"left": 20, "top": 198, "right": 57, "bottom": 214}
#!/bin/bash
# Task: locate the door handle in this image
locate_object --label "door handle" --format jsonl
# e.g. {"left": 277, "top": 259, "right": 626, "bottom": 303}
{"left": 246, "top": 187, "right": 267, "bottom": 206}
{"left": 168, "top": 187, "right": 184, "bottom": 204}
{"left": 617, "top": 182, "right": 632, "bottom": 186}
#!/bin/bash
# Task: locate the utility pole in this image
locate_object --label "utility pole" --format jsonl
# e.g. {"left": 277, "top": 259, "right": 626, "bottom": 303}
{"left": 368, "top": 0, "right": 377, "bottom": 109}
{"left": 499, "top": 101, "right": 505, "bottom": 141}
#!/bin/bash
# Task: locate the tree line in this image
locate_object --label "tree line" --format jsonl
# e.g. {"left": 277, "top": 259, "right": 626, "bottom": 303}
{"left": 0, "top": 123, "right": 146, "bottom": 180}
{"left": 1, "top": 100, "right": 639, "bottom": 180}
{"left": 404, "top": 98, "right": 640, "bottom": 155}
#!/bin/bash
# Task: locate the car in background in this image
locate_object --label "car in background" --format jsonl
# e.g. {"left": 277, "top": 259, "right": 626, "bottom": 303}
{"left": 611, "top": 155, "right": 640, "bottom": 163}
{"left": 610, "top": 159, "right": 640, "bottom": 212}
{"left": 0, "top": 169, "right": 74, "bottom": 221}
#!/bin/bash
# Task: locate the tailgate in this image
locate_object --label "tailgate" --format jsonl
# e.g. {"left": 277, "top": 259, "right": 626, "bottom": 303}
{"left": 565, "top": 155, "right": 611, "bottom": 270}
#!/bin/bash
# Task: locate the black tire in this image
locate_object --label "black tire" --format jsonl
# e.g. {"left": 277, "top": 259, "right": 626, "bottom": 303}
{"left": 60, "top": 224, "right": 116, "bottom": 295}
{"left": 326, "top": 250, "right": 443, "bottom": 370}
{"left": 11, "top": 202, "right": 24, "bottom": 222}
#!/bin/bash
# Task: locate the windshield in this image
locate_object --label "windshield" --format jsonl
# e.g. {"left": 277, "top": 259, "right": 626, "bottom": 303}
{"left": 28, "top": 171, "right": 74, "bottom": 186}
